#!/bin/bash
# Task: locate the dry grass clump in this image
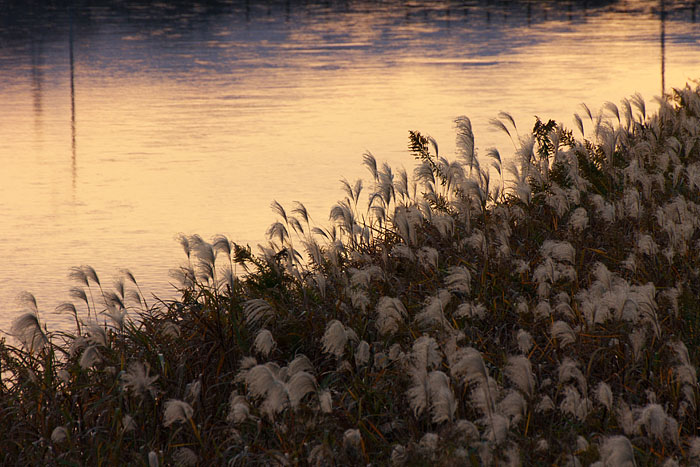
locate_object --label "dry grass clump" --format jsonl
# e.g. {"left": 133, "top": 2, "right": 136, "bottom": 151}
{"left": 2, "top": 82, "right": 700, "bottom": 465}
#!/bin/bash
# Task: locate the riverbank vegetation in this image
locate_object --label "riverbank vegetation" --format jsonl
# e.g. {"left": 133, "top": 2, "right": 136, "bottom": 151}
{"left": 3, "top": 82, "right": 700, "bottom": 465}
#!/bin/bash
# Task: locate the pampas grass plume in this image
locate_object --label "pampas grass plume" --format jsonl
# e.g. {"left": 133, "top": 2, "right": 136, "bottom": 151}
{"left": 254, "top": 329, "right": 276, "bottom": 358}
{"left": 551, "top": 320, "right": 576, "bottom": 347}
{"left": 173, "top": 447, "right": 198, "bottom": 467}
{"left": 163, "top": 399, "right": 194, "bottom": 427}
{"left": 516, "top": 329, "right": 533, "bottom": 354}
{"left": 79, "top": 345, "right": 101, "bottom": 369}
{"left": 321, "top": 320, "right": 348, "bottom": 358}
{"left": 505, "top": 355, "right": 535, "bottom": 397}
{"left": 598, "top": 435, "right": 636, "bottom": 467}
{"left": 376, "top": 296, "right": 407, "bottom": 336}
{"left": 355, "top": 340, "right": 370, "bottom": 366}
{"left": 319, "top": 389, "right": 333, "bottom": 414}
{"left": 343, "top": 428, "right": 362, "bottom": 451}
{"left": 121, "top": 361, "right": 159, "bottom": 398}
{"left": 51, "top": 426, "right": 68, "bottom": 443}
{"left": 11, "top": 312, "right": 48, "bottom": 354}
{"left": 595, "top": 382, "right": 613, "bottom": 411}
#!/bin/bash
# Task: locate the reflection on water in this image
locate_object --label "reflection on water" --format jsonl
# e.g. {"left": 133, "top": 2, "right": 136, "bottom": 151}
{"left": 0, "top": 0, "right": 699, "bottom": 332}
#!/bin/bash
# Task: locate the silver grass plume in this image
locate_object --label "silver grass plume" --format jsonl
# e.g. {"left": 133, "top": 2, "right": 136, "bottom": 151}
{"left": 505, "top": 355, "right": 535, "bottom": 397}
{"left": 406, "top": 365, "right": 430, "bottom": 418}
{"left": 11, "top": 312, "right": 48, "bottom": 354}
{"left": 321, "top": 320, "right": 349, "bottom": 358}
{"left": 689, "top": 437, "right": 700, "bottom": 462}
{"left": 451, "top": 346, "right": 489, "bottom": 386}
{"left": 470, "top": 376, "right": 500, "bottom": 417}
{"left": 355, "top": 340, "right": 370, "bottom": 367}
{"left": 568, "top": 207, "right": 589, "bottom": 231}
{"left": 391, "top": 445, "right": 408, "bottom": 466}
{"left": 498, "top": 390, "right": 527, "bottom": 424}
{"left": 558, "top": 358, "right": 587, "bottom": 397}
{"left": 81, "top": 264, "right": 101, "bottom": 287}
{"left": 444, "top": 266, "right": 472, "bottom": 294}
{"left": 540, "top": 240, "right": 575, "bottom": 264}
{"left": 595, "top": 382, "right": 613, "bottom": 411}
{"left": 17, "top": 291, "right": 38, "bottom": 312}
{"left": 412, "top": 336, "right": 442, "bottom": 371}
{"left": 242, "top": 299, "right": 275, "bottom": 328}
{"left": 638, "top": 403, "right": 678, "bottom": 444}
{"left": 173, "top": 448, "right": 198, "bottom": 467}
{"left": 185, "top": 379, "right": 201, "bottom": 403}
{"left": 516, "top": 329, "right": 533, "bottom": 354}
{"left": 416, "top": 246, "right": 439, "bottom": 270}
{"left": 428, "top": 371, "right": 456, "bottom": 423}
{"left": 227, "top": 393, "right": 250, "bottom": 424}
{"left": 51, "top": 426, "right": 68, "bottom": 443}
{"left": 69, "top": 287, "right": 89, "bottom": 307}
{"left": 481, "top": 412, "right": 509, "bottom": 444}
{"left": 418, "top": 432, "right": 439, "bottom": 458}
{"left": 415, "top": 289, "right": 451, "bottom": 329}
{"left": 343, "top": 428, "right": 363, "bottom": 453}
{"left": 287, "top": 371, "right": 318, "bottom": 408}
{"left": 68, "top": 266, "right": 89, "bottom": 289}
{"left": 79, "top": 345, "right": 102, "bottom": 369}
{"left": 551, "top": 320, "right": 576, "bottom": 347}
{"left": 455, "top": 116, "right": 476, "bottom": 174}
{"left": 598, "top": 435, "right": 636, "bottom": 467}
{"left": 121, "top": 361, "right": 159, "bottom": 398}
{"left": 163, "top": 399, "right": 194, "bottom": 427}
{"left": 121, "top": 415, "right": 136, "bottom": 433}
{"left": 455, "top": 302, "right": 486, "bottom": 319}
{"left": 308, "top": 443, "right": 334, "bottom": 467}
{"left": 319, "top": 389, "right": 333, "bottom": 414}
{"left": 287, "top": 354, "right": 314, "bottom": 375}
{"left": 536, "top": 395, "right": 555, "bottom": 413}
{"left": 391, "top": 244, "right": 415, "bottom": 261}
{"left": 375, "top": 296, "right": 407, "bottom": 336}
{"left": 87, "top": 324, "right": 108, "bottom": 347}
{"left": 148, "top": 451, "right": 159, "bottom": 467}
{"left": 253, "top": 329, "right": 276, "bottom": 358}
{"left": 560, "top": 385, "right": 591, "bottom": 420}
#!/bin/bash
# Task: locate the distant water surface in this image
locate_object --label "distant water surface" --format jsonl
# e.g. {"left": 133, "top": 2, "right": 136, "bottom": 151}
{"left": 0, "top": 0, "right": 699, "bottom": 332}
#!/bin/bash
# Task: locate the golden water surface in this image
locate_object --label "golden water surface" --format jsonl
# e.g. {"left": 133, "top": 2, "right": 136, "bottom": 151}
{"left": 0, "top": 0, "right": 698, "bottom": 332}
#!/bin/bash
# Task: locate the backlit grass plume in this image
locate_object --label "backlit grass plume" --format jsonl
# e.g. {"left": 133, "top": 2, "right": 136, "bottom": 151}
{"left": 3, "top": 82, "right": 700, "bottom": 465}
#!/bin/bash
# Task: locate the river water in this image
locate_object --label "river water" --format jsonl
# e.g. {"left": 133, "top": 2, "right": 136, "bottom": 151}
{"left": 0, "top": 0, "right": 698, "bottom": 333}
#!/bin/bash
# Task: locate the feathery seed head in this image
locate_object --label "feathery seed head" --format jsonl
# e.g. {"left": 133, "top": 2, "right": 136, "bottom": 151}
{"left": 319, "top": 389, "right": 333, "bottom": 414}
{"left": 79, "top": 345, "right": 102, "bottom": 369}
{"left": 355, "top": 340, "right": 370, "bottom": 366}
{"left": 121, "top": 415, "right": 136, "bottom": 433}
{"left": 121, "top": 361, "right": 159, "bottom": 398}
{"left": 343, "top": 428, "right": 362, "bottom": 451}
{"left": 516, "top": 329, "right": 533, "bottom": 354}
{"left": 163, "top": 399, "right": 194, "bottom": 427}
{"left": 599, "top": 435, "right": 636, "bottom": 467}
{"left": 321, "top": 320, "right": 348, "bottom": 358}
{"left": 595, "top": 382, "right": 614, "bottom": 411}
{"left": 11, "top": 312, "right": 48, "bottom": 354}
{"left": 505, "top": 355, "right": 535, "bottom": 397}
{"left": 173, "top": 448, "right": 198, "bottom": 467}
{"left": 254, "top": 329, "right": 276, "bottom": 358}
{"left": 51, "top": 426, "right": 68, "bottom": 443}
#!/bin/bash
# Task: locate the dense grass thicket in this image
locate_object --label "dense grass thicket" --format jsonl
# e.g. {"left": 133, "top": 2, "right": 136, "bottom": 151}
{"left": 3, "top": 83, "right": 700, "bottom": 466}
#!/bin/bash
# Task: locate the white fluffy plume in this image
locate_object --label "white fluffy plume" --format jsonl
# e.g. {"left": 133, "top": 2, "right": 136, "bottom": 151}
{"left": 505, "top": 355, "right": 535, "bottom": 397}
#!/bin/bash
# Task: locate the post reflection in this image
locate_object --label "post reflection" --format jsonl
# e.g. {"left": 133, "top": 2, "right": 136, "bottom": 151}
{"left": 30, "top": 37, "right": 43, "bottom": 140}
{"left": 69, "top": 5, "right": 77, "bottom": 196}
